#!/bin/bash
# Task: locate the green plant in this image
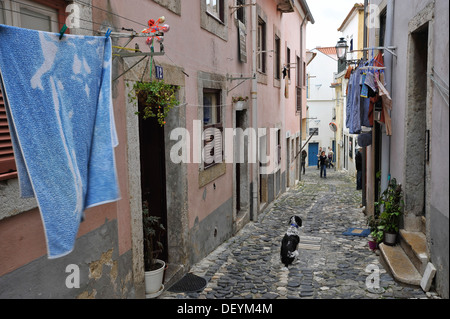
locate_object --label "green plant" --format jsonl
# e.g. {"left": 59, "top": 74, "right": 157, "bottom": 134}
{"left": 129, "top": 80, "right": 179, "bottom": 126}
{"left": 232, "top": 96, "right": 249, "bottom": 103}
{"left": 142, "top": 201, "right": 166, "bottom": 271}
{"left": 375, "top": 178, "right": 404, "bottom": 234}
{"left": 371, "top": 225, "right": 385, "bottom": 244}
{"left": 367, "top": 215, "right": 384, "bottom": 244}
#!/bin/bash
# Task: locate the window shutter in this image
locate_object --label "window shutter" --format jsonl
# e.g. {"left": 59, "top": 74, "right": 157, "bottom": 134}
{"left": 203, "top": 126, "right": 223, "bottom": 168}
{"left": 0, "top": 86, "right": 17, "bottom": 180}
{"left": 296, "top": 86, "right": 302, "bottom": 112}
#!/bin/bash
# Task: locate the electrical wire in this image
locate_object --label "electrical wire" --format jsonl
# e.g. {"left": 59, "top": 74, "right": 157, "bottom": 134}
{"left": 74, "top": 0, "right": 147, "bottom": 29}
{"left": 0, "top": 6, "right": 99, "bottom": 34}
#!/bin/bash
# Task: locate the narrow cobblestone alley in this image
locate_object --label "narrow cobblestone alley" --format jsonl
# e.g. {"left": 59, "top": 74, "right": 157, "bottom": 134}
{"left": 160, "top": 167, "right": 437, "bottom": 300}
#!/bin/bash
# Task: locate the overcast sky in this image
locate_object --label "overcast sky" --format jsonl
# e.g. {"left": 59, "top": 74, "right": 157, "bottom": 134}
{"left": 306, "top": 0, "right": 361, "bottom": 50}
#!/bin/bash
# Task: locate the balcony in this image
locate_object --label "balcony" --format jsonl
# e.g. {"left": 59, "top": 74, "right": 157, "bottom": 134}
{"left": 276, "top": 0, "right": 295, "bottom": 13}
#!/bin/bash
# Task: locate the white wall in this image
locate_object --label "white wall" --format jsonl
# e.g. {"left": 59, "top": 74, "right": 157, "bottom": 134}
{"left": 306, "top": 49, "right": 337, "bottom": 161}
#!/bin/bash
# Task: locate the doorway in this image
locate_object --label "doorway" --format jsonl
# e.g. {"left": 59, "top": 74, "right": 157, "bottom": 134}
{"left": 138, "top": 101, "right": 168, "bottom": 262}
{"left": 235, "top": 110, "right": 249, "bottom": 214}
{"left": 308, "top": 143, "right": 318, "bottom": 167}
{"left": 404, "top": 21, "right": 431, "bottom": 231}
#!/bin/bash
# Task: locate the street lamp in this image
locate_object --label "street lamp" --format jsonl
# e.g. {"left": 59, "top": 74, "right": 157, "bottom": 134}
{"left": 335, "top": 37, "right": 348, "bottom": 61}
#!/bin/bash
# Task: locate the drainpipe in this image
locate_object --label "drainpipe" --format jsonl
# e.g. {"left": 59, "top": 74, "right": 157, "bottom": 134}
{"left": 251, "top": 0, "right": 258, "bottom": 221}
{"left": 298, "top": 13, "right": 308, "bottom": 182}
{"left": 380, "top": 0, "right": 394, "bottom": 193}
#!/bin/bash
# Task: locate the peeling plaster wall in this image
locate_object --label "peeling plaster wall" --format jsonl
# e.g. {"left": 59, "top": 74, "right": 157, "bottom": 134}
{"left": 0, "top": 220, "right": 134, "bottom": 299}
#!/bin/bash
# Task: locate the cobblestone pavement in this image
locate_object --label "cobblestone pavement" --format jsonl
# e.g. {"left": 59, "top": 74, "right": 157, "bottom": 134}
{"left": 160, "top": 167, "right": 440, "bottom": 300}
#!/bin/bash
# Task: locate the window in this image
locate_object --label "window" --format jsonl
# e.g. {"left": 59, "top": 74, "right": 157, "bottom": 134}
{"left": 206, "top": 0, "right": 224, "bottom": 22}
{"left": 203, "top": 89, "right": 223, "bottom": 168}
{"left": 236, "top": 0, "right": 245, "bottom": 23}
{"left": 296, "top": 56, "right": 301, "bottom": 111}
{"left": 0, "top": 0, "right": 67, "bottom": 181}
{"left": 274, "top": 35, "right": 281, "bottom": 79}
{"left": 0, "top": 1, "right": 4, "bottom": 24}
{"left": 309, "top": 128, "right": 319, "bottom": 136}
{"left": 286, "top": 47, "right": 291, "bottom": 80}
{"left": 306, "top": 72, "right": 310, "bottom": 99}
{"left": 276, "top": 129, "right": 281, "bottom": 165}
{"left": 257, "top": 17, "right": 266, "bottom": 73}
{"left": 0, "top": 0, "right": 65, "bottom": 32}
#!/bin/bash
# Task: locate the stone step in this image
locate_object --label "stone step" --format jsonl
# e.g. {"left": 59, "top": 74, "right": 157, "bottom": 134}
{"left": 400, "top": 230, "right": 429, "bottom": 275}
{"left": 379, "top": 243, "right": 422, "bottom": 286}
{"left": 163, "top": 263, "right": 185, "bottom": 291}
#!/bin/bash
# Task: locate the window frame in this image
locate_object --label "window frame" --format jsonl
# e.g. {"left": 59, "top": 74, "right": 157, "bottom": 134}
{"left": 257, "top": 17, "right": 266, "bottom": 74}
{"left": 203, "top": 88, "right": 223, "bottom": 169}
{"left": 206, "top": 0, "right": 225, "bottom": 23}
{"left": 0, "top": 0, "right": 67, "bottom": 181}
{"left": 274, "top": 35, "right": 281, "bottom": 80}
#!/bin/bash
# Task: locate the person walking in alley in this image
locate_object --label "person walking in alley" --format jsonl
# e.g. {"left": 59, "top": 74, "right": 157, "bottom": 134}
{"left": 327, "top": 147, "right": 334, "bottom": 169}
{"left": 319, "top": 151, "right": 327, "bottom": 178}
{"left": 317, "top": 147, "right": 322, "bottom": 170}
{"left": 356, "top": 147, "right": 363, "bottom": 190}
{"left": 301, "top": 150, "right": 307, "bottom": 175}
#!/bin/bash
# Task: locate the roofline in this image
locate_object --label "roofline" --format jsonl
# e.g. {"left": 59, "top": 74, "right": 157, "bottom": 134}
{"left": 337, "top": 3, "right": 364, "bottom": 32}
{"left": 309, "top": 47, "right": 338, "bottom": 61}
{"left": 298, "top": 0, "right": 315, "bottom": 24}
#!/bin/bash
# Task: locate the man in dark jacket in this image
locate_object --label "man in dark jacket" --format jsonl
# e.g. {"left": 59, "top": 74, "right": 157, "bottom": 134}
{"left": 355, "top": 148, "right": 363, "bottom": 190}
{"left": 301, "top": 150, "right": 307, "bottom": 175}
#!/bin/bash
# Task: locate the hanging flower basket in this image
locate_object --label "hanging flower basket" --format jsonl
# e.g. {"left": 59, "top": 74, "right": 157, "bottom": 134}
{"left": 129, "top": 80, "right": 179, "bottom": 126}
{"left": 232, "top": 96, "right": 249, "bottom": 111}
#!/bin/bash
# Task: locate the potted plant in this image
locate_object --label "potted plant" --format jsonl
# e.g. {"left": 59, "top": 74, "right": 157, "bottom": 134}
{"left": 142, "top": 201, "right": 166, "bottom": 297}
{"left": 232, "top": 96, "right": 249, "bottom": 111}
{"left": 375, "top": 178, "right": 403, "bottom": 246}
{"left": 367, "top": 215, "right": 382, "bottom": 250}
{"left": 129, "top": 80, "right": 179, "bottom": 126}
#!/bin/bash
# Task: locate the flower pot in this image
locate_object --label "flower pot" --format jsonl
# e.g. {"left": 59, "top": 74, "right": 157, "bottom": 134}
{"left": 384, "top": 232, "right": 397, "bottom": 246}
{"left": 144, "top": 259, "right": 165, "bottom": 297}
{"left": 368, "top": 240, "right": 378, "bottom": 251}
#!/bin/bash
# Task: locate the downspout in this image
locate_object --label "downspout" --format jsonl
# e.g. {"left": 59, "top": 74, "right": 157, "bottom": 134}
{"left": 381, "top": 0, "right": 394, "bottom": 193}
{"left": 298, "top": 13, "right": 308, "bottom": 182}
{"left": 362, "top": 0, "right": 368, "bottom": 207}
{"left": 251, "top": 0, "right": 258, "bottom": 221}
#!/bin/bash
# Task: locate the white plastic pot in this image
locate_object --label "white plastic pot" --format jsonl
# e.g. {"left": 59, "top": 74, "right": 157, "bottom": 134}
{"left": 144, "top": 259, "right": 165, "bottom": 297}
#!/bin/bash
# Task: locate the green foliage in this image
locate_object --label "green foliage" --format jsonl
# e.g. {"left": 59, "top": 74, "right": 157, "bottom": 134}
{"left": 129, "top": 80, "right": 179, "bottom": 126}
{"left": 375, "top": 178, "right": 404, "bottom": 234}
{"left": 232, "top": 96, "right": 249, "bottom": 103}
{"left": 142, "top": 202, "right": 166, "bottom": 271}
{"left": 367, "top": 215, "right": 384, "bottom": 244}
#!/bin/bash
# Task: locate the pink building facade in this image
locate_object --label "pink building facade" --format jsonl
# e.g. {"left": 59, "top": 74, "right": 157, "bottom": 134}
{"left": 0, "top": 0, "right": 313, "bottom": 298}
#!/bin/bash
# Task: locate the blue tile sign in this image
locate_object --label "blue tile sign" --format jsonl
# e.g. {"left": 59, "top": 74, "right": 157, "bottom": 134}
{"left": 155, "top": 65, "right": 164, "bottom": 79}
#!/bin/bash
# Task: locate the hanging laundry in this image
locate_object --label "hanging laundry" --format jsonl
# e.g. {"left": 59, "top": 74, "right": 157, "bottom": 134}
{"left": 368, "top": 52, "right": 385, "bottom": 126}
{"left": 358, "top": 132, "right": 372, "bottom": 147}
{"left": 346, "top": 65, "right": 363, "bottom": 134}
{"left": 377, "top": 78, "right": 393, "bottom": 136}
{"left": 0, "top": 24, "right": 120, "bottom": 259}
{"left": 361, "top": 96, "right": 372, "bottom": 128}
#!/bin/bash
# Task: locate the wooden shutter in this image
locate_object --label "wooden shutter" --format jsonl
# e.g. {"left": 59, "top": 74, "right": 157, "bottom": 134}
{"left": 0, "top": 86, "right": 17, "bottom": 180}
{"left": 203, "top": 125, "right": 223, "bottom": 168}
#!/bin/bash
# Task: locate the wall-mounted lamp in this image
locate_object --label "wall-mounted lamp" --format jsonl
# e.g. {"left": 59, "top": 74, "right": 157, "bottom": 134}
{"left": 336, "top": 37, "right": 348, "bottom": 61}
{"left": 335, "top": 37, "right": 360, "bottom": 66}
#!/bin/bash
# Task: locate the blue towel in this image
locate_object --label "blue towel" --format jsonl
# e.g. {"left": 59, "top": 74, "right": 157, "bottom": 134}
{"left": 0, "top": 25, "right": 119, "bottom": 259}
